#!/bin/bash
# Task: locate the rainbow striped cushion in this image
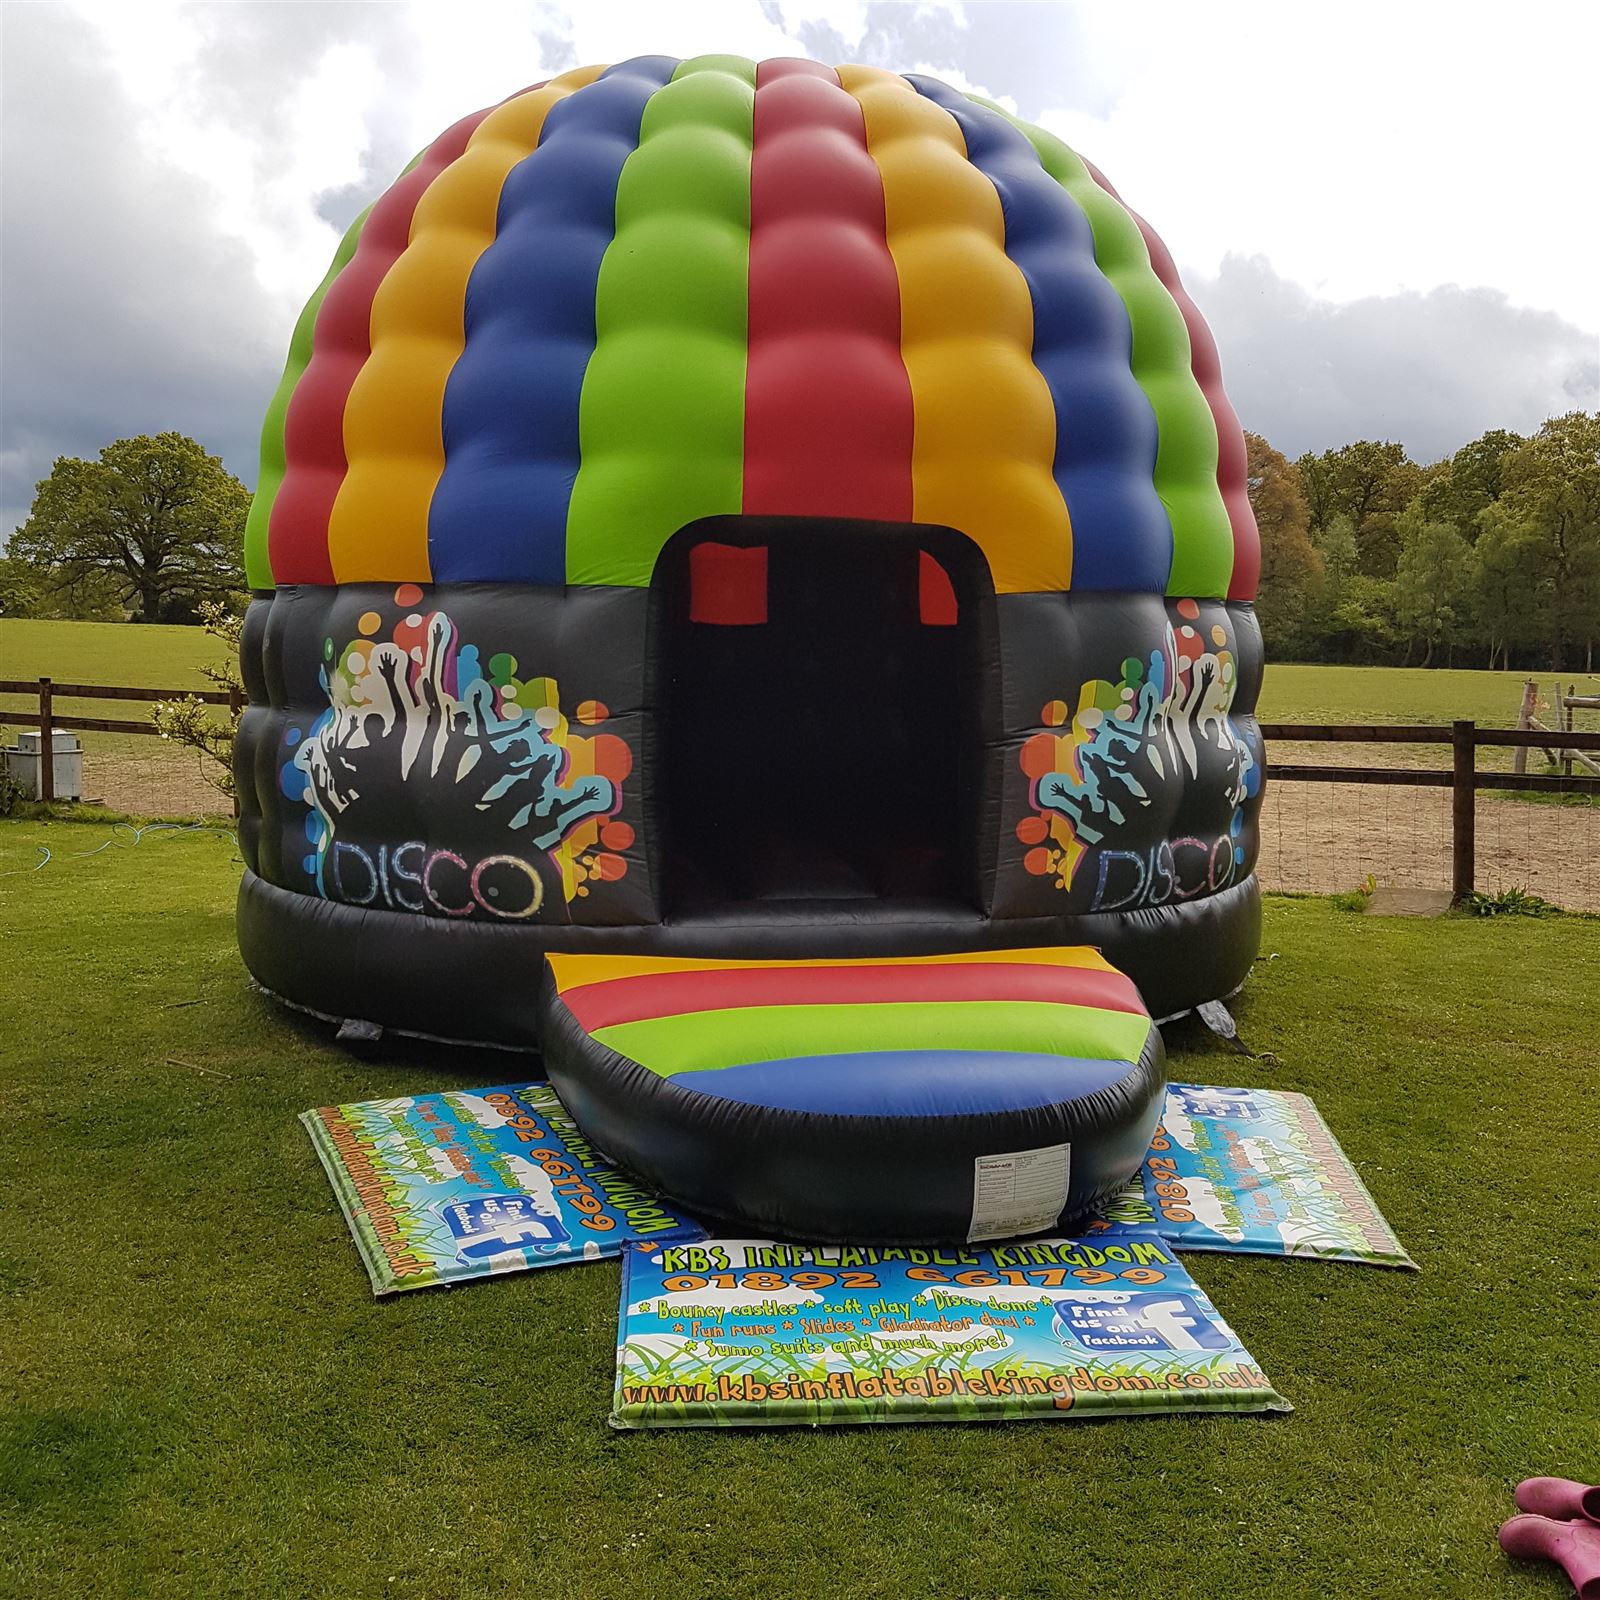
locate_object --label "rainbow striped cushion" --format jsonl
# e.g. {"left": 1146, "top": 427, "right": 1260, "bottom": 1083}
{"left": 539, "top": 948, "right": 1165, "bottom": 1242}
{"left": 545, "top": 949, "right": 1153, "bottom": 1117}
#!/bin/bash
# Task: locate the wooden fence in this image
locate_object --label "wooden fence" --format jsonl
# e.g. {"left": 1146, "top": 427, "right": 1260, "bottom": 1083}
{"left": 0, "top": 676, "right": 241, "bottom": 810}
{"left": 1514, "top": 678, "right": 1600, "bottom": 780}
{"left": 3, "top": 677, "right": 1598, "bottom": 900}
{"left": 1261, "top": 721, "right": 1600, "bottom": 900}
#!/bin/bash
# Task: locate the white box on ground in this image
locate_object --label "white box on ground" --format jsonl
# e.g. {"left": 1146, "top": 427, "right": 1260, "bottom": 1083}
{"left": 3, "top": 730, "right": 84, "bottom": 800}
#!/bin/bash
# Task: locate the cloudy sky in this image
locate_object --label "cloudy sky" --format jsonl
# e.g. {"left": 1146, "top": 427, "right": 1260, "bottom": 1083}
{"left": 3, "top": 0, "right": 1596, "bottom": 539}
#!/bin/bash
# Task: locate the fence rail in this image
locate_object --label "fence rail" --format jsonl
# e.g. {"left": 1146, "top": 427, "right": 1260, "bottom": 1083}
{"left": 1258, "top": 721, "right": 1600, "bottom": 750}
{"left": 1263, "top": 722, "right": 1600, "bottom": 796}
{"left": 1261, "top": 719, "right": 1599, "bottom": 901}
{"left": 1, "top": 676, "right": 241, "bottom": 806}
{"left": 0, "top": 680, "right": 235, "bottom": 704}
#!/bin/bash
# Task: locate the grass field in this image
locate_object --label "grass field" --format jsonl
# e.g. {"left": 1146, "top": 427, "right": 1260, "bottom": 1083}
{"left": 2, "top": 814, "right": 1596, "bottom": 1598}
{"left": 1261, "top": 662, "right": 1599, "bottom": 727}
{"left": 0, "top": 617, "right": 231, "bottom": 686}
{"left": 1, "top": 618, "right": 231, "bottom": 770}
{"left": 1, "top": 617, "right": 230, "bottom": 752}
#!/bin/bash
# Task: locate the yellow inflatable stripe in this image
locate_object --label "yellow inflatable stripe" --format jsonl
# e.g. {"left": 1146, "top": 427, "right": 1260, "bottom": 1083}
{"left": 546, "top": 946, "right": 1114, "bottom": 989}
{"left": 328, "top": 65, "right": 607, "bottom": 582}
{"left": 838, "top": 65, "right": 1070, "bottom": 594}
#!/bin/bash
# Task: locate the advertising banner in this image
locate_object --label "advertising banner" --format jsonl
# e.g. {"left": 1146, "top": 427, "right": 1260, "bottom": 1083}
{"left": 611, "top": 1231, "right": 1289, "bottom": 1429}
{"left": 1093, "top": 1085, "right": 1415, "bottom": 1267}
{"left": 302, "top": 1082, "right": 706, "bottom": 1294}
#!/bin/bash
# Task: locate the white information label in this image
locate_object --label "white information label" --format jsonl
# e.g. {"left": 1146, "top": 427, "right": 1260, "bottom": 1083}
{"left": 968, "top": 1143, "right": 1072, "bottom": 1243}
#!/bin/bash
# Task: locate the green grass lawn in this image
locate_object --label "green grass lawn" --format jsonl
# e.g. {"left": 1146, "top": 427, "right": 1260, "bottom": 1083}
{"left": 0, "top": 615, "right": 229, "bottom": 708}
{"left": 2, "top": 816, "right": 1595, "bottom": 1598}
{"left": 1259, "top": 663, "right": 1599, "bottom": 727}
{"left": 0, "top": 617, "right": 230, "bottom": 685}
{"left": 1259, "top": 665, "right": 1600, "bottom": 790}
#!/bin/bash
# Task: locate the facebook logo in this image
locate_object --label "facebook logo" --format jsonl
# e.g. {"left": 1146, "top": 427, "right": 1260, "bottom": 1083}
{"left": 1174, "top": 1088, "right": 1261, "bottom": 1121}
{"left": 440, "top": 1193, "right": 570, "bottom": 1260}
{"left": 1052, "top": 1292, "right": 1232, "bottom": 1352}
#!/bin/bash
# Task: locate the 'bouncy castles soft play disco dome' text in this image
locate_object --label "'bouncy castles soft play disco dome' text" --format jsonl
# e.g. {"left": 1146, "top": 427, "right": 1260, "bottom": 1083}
{"left": 236, "top": 55, "right": 1266, "bottom": 1065}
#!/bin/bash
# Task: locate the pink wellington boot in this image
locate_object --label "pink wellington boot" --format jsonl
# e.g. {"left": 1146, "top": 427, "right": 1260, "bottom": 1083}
{"left": 1518, "top": 1478, "right": 1600, "bottom": 1526}
{"left": 1499, "top": 1513, "right": 1600, "bottom": 1598}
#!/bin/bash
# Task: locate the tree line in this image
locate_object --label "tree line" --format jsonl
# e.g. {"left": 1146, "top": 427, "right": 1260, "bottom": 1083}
{"left": 1250, "top": 411, "right": 1600, "bottom": 671}
{"left": 2, "top": 415, "right": 1597, "bottom": 671}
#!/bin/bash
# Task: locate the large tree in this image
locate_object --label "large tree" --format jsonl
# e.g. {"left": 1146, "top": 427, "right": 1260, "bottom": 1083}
{"left": 0, "top": 553, "right": 125, "bottom": 619}
{"left": 10, "top": 433, "right": 249, "bottom": 623}
{"left": 1296, "top": 440, "right": 1425, "bottom": 579}
{"left": 1419, "top": 428, "right": 1523, "bottom": 533}
{"left": 1393, "top": 504, "right": 1471, "bottom": 666}
{"left": 1492, "top": 412, "right": 1600, "bottom": 671}
{"left": 1243, "top": 431, "right": 1322, "bottom": 653}
{"left": 1468, "top": 510, "right": 1542, "bottom": 671}
{"left": 1303, "top": 514, "right": 1397, "bottom": 661}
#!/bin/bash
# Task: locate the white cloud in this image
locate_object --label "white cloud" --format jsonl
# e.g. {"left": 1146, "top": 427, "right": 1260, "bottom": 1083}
{"left": 1047, "top": 1, "right": 1600, "bottom": 330}
{"left": 4, "top": 0, "right": 1595, "bottom": 541}
{"left": 1194, "top": 254, "right": 1598, "bottom": 461}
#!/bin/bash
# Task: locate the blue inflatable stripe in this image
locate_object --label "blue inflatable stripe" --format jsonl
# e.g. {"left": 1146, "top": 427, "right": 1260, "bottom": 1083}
{"left": 667, "top": 1049, "right": 1136, "bottom": 1117}
{"left": 906, "top": 77, "right": 1173, "bottom": 593}
{"left": 429, "top": 56, "right": 680, "bottom": 583}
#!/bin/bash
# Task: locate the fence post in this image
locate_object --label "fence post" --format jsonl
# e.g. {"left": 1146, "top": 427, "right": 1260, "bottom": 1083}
{"left": 1451, "top": 719, "right": 1475, "bottom": 902}
{"left": 229, "top": 684, "right": 244, "bottom": 820}
{"left": 38, "top": 677, "right": 55, "bottom": 803}
{"left": 1513, "top": 678, "right": 1536, "bottom": 776}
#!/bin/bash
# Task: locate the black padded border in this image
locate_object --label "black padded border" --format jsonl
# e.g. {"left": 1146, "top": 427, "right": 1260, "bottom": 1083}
{"left": 237, "top": 868, "right": 1260, "bottom": 1049}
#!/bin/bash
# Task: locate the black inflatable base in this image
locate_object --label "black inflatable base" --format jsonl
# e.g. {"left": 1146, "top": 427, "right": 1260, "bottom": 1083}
{"left": 237, "top": 869, "right": 1261, "bottom": 1050}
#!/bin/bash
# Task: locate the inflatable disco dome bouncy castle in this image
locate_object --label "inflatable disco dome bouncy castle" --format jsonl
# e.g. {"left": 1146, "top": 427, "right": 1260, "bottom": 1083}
{"left": 237, "top": 56, "right": 1266, "bottom": 1242}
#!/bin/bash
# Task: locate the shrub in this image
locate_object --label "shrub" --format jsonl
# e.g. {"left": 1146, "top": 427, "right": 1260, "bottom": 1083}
{"left": 1460, "top": 887, "right": 1559, "bottom": 918}
{"left": 149, "top": 601, "right": 244, "bottom": 800}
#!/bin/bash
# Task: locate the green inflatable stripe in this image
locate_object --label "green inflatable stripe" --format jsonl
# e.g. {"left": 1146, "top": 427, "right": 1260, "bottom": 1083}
{"left": 979, "top": 100, "right": 1234, "bottom": 599}
{"left": 670, "top": 53, "right": 758, "bottom": 84}
{"left": 565, "top": 56, "right": 756, "bottom": 586}
{"left": 242, "top": 205, "right": 371, "bottom": 588}
{"left": 592, "top": 1000, "right": 1152, "bottom": 1079}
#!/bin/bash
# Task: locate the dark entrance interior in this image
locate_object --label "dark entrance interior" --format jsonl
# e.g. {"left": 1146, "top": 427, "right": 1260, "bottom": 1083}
{"left": 653, "top": 517, "right": 994, "bottom": 917}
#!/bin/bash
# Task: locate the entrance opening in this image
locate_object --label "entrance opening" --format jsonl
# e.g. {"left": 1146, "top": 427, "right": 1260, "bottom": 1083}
{"left": 652, "top": 517, "right": 994, "bottom": 918}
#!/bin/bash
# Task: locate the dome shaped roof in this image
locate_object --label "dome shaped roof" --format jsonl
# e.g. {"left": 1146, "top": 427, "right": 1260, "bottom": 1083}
{"left": 244, "top": 55, "right": 1258, "bottom": 601}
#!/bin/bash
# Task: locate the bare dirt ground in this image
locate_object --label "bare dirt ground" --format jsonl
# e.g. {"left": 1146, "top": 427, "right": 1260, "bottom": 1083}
{"left": 1257, "top": 780, "right": 1600, "bottom": 911}
{"left": 73, "top": 746, "right": 226, "bottom": 820}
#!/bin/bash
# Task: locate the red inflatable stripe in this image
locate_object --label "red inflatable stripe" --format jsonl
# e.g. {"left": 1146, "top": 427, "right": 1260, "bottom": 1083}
{"left": 268, "top": 104, "right": 498, "bottom": 583}
{"left": 743, "top": 58, "right": 913, "bottom": 520}
{"left": 557, "top": 960, "right": 1147, "bottom": 1032}
{"left": 1083, "top": 160, "right": 1260, "bottom": 603}
{"left": 919, "top": 549, "right": 958, "bottom": 624}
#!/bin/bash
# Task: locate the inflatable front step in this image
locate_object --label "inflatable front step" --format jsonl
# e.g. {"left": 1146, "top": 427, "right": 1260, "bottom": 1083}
{"left": 539, "top": 948, "right": 1164, "bottom": 1244}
